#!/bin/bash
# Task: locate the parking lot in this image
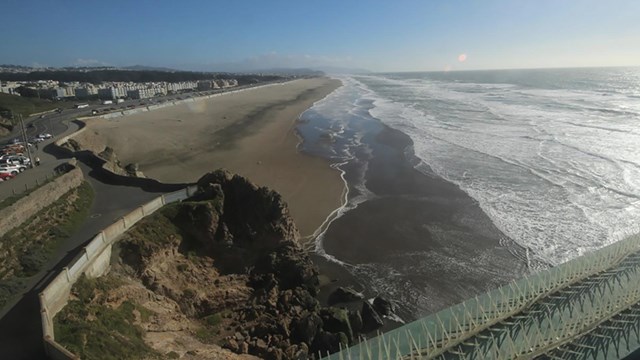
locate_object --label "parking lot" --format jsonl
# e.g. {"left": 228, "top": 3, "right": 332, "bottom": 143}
{"left": 0, "top": 121, "right": 76, "bottom": 200}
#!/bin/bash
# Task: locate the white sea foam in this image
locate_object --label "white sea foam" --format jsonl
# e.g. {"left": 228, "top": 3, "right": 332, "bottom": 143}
{"left": 300, "top": 77, "right": 379, "bottom": 262}
{"left": 354, "top": 73, "right": 640, "bottom": 266}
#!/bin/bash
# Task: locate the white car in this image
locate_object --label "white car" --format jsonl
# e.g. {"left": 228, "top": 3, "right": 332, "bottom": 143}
{"left": 4, "top": 155, "right": 30, "bottom": 166}
{"left": 38, "top": 133, "right": 53, "bottom": 139}
{"left": 0, "top": 163, "right": 26, "bottom": 175}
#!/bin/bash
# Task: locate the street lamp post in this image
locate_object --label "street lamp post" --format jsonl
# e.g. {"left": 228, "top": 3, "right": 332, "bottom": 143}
{"left": 18, "top": 114, "right": 34, "bottom": 168}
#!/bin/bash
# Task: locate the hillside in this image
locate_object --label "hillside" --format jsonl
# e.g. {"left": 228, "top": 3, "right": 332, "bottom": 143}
{"left": 0, "top": 92, "right": 63, "bottom": 118}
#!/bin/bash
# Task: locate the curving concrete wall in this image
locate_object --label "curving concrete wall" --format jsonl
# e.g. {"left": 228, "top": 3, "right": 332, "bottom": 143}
{"left": 39, "top": 185, "right": 197, "bottom": 359}
{"left": 0, "top": 162, "right": 84, "bottom": 239}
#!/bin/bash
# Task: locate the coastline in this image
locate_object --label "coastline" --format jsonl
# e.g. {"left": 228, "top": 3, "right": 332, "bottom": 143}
{"left": 295, "top": 85, "right": 529, "bottom": 322}
{"left": 339, "top": 125, "right": 527, "bottom": 319}
{"left": 76, "top": 77, "right": 345, "bottom": 238}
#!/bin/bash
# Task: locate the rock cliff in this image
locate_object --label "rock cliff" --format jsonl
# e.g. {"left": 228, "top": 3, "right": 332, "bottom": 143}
{"left": 62, "top": 169, "right": 370, "bottom": 359}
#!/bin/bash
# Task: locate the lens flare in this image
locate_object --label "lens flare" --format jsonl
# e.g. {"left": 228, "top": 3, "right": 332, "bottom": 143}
{"left": 458, "top": 53, "right": 467, "bottom": 62}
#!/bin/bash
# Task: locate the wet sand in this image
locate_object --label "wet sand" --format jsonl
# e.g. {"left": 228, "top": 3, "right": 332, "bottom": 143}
{"left": 317, "top": 122, "right": 528, "bottom": 321}
{"left": 80, "top": 78, "right": 345, "bottom": 237}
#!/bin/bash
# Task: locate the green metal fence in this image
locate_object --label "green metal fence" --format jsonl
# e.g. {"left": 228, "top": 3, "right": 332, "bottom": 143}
{"left": 323, "top": 233, "right": 640, "bottom": 360}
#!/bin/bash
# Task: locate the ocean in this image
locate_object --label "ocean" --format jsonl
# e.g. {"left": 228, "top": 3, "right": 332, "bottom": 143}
{"left": 299, "top": 67, "right": 640, "bottom": 320}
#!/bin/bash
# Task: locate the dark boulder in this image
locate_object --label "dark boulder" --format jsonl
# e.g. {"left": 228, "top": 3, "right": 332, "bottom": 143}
{"left": 361, "top": 301, "right": 384, "bottom": 332}
{"left": 348, "top": 310, "right": 363, "bottom": 334}
{"left": 174, "top": 201, "right": 221, "bottom": 249}
{"left": 311, "top": 331, "right": 348, "bottom": 356}
{"left": 196, "top": 169, "right": 300, "bottom": 249}
{"left": 291, "top": 312, "right": 323, "bottom": 345}
{"left": 291, "top": 287, "right": 320, "bottom": 311}
{"left": 259, "top": 245, "right": 319, "bottom": 292}
{"left": 328, "top": 287, "right": 364, "bottom": 305}
{"left": 320, "top": 307, "right": 353, "bottom": 342}
{"left": 373, "top": 296, "right": 394, "bottom": 316}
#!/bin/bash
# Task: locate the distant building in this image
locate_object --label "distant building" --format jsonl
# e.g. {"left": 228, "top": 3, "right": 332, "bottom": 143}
{"left": 127, "top": 88, "right": 154, "bottom": 99}
{"left": 98, "top": 87, "right": 121, "bottom": 100}
{"left": 197, "top": 80, "right": 213, "bottom": 91}
{"left": 0, "top": 85, "right": 18, "bottom": 96}
{"left": 75, "top": 86, "right": 97, "bottom": 99}
{"left": 38, "top": 87, "right": 65, "bottom": 100}
{"left": 62, "top": 86, "right": 75, "bottom": 97}
{"left": 167, "top": 81, "right": 197, "bottom": 93}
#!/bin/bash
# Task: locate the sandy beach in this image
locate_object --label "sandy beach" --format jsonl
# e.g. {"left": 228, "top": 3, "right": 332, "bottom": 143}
{"left": 77, "top": 78, "right": 344, "bottom": 238}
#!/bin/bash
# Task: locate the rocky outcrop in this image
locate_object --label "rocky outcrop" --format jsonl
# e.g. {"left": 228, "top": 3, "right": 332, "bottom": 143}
{"left": 327, "top": 287, "right": 364, "bottom": 305}
{"left": 195, "top": 169, "right": 300, "bottom": 250}
{"left": 373, "top": 296, "right": 394, "bottom": 317}
{"left": 361, "top": 302, "right": 384, "bottom": 332}
{"left": 114, "top": 169, "right": 374, "bottom": 359}
{"left": 124, "top": 162, "right": 145, "bottom": 177}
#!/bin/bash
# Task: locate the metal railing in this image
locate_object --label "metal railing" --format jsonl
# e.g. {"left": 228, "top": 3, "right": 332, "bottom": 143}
{"left": 324, "top": 233, "right": 640, "bottom": 360}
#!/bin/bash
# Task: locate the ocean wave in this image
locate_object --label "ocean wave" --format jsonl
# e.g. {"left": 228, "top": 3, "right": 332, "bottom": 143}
{"left": 354, "top": 73, "right": 640, "bottom": 266}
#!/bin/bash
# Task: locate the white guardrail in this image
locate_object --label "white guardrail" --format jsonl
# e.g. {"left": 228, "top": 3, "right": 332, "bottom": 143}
{"left": 39, "top": 185, "right": 198, "bottom": 360}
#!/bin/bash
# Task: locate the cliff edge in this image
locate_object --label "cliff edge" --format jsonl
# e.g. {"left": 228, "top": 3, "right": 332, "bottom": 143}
{"left": 55, "top": 170, "right": 360, "bottom": 360}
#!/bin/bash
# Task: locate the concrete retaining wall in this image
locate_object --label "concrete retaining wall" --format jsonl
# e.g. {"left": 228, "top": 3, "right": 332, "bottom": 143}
{"left": 39, "top": 185, "right": 198, "bottom": 359}
{"left": 43, "top": 337, "right": 79, "bottom": 360}
{"left": 0, "top": 164, "right": 84, "bottom": 238}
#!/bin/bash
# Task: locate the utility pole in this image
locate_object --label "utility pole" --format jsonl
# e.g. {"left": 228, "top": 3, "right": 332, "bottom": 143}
{"left": 18, "top": 114, "right": 34, "bottom": 168}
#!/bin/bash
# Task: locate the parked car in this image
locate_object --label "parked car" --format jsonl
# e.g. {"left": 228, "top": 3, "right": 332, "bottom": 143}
{"left": 2, "top": 144, "right": 26, "bottom": 154}
{"left": 38, "top": 133, "right": 53, "bottom": 139}
{"left": 31, "top": 137, "right": 45, "bottom": 143}
{"left": 4, "top": 155, "right": 30, "bottom": 166}
{"left": 0, "top": 164, "right": 25, "bottom": 175}
{"left": 0, "top": 171, "right": 16, "bottom": 181}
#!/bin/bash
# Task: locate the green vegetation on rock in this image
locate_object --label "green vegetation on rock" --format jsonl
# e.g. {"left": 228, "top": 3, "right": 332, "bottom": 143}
{"left": 54, "top": 275, "right": 158, "bottom": 360}
{"left": 0, "top": 181, "right": 94, "bottom": 309}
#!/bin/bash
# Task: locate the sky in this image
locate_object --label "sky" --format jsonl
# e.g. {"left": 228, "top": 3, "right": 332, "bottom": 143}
{"left": 2, "top": 0, "right": 640, "bottom": 72}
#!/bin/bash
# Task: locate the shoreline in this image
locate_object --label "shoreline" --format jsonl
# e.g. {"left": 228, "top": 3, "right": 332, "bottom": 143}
{"left": 295, "top": 86, "right": 529, "bottom": 322}
{"left": 326, "top": 122, "right": 528, "bottom": 320}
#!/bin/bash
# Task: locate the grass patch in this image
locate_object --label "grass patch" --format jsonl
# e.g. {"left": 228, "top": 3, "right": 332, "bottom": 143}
{"left": 0, "top": 92, "right": 74, "bottom": 118}
{"left": 54, "top": 275, "right": 158, "bottom": 360}
{"left": 194, "top": 311, "right": 229, "bottom": 343}
{"left": 203, "top": 313, "right": 223, "bottom": 327}
{"left": 121, "top": 203, "right": 183, "bottom": 255}
{"left": 136, "top": 303, "right": 155, "bottom": 322}
{"left": 0, "top": 181, "right": 94, "bottom": 310}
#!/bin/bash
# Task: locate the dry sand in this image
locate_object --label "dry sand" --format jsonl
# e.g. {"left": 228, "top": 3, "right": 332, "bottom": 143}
{"left": 81, "top": 78, "right": 344, "bottom": 237}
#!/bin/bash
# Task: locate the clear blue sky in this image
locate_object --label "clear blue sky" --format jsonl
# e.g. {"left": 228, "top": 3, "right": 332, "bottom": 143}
{"left": 2, "top": 0, "right": 639, "bottom": 72}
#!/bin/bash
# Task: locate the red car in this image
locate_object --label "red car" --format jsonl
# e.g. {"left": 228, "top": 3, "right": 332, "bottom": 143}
{"left": 0, "top": 172, "right": 16, "bottom": 181}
